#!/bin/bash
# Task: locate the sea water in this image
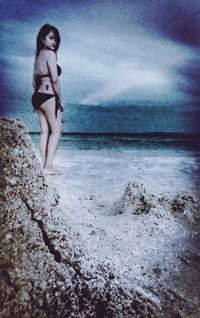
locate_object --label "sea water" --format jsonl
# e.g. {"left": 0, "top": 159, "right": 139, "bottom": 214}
{"left": 1, "top": 98, "right": 200, "bottom": 134}
{"left": 30, "top": 132, "right": 200, "bottom": 152}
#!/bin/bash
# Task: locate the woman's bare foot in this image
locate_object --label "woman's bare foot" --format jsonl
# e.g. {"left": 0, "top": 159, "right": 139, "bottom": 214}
{"left": 43, "top": 167, "right": 63, "bottom": 175}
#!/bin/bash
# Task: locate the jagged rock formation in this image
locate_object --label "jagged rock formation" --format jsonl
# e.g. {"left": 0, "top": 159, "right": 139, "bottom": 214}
{"left": 113, "top": 182, "right": 156, "bottom": 215}
{"left": 0, "top": 118, "right": 160, "bottom": 317}
{"left": 113, "top": 181, "right": 199, "bottom": 223}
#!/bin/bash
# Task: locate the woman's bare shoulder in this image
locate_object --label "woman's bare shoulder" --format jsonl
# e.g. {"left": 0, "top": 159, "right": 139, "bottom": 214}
{"left": 43, "top": 50, "right": 56, "bottom": 60}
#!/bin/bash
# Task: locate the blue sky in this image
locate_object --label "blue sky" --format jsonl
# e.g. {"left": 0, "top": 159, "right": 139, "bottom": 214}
{"left": 1, "top": 0, "right": 200, "bottom": 109}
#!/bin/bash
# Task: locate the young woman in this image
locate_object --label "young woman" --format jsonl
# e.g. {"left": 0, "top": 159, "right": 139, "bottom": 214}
{"left": 32, "top": 24, "right": 64, "bottom": 175}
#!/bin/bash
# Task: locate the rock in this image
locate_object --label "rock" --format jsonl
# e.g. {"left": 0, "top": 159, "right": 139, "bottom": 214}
{"left": 113, "top": 182, "right": 156, "bottom": 215}
{"left": 0, "top": 118, "right": 159, "bottom": 317}
{"left": 112, "top": 181, "right": 199, "bottom": 222}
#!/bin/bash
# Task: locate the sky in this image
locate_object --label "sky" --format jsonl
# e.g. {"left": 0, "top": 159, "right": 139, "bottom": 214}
{"left": 1, "top": 0, "right": 200, "bottom": 122}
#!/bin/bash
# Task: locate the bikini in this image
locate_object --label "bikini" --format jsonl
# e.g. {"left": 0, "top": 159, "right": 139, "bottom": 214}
{"left": 32, "top": 65, "right": 62, "bottom": 117}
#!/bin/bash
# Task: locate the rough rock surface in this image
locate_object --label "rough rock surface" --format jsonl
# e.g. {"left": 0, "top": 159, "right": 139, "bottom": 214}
{"left": 113, "top": 181, "right": 199, "bottom": 224}
{"left": 0, "top": 118, "right": 161, "bottom": 317}
{"left": 113, "top": 182, "right": 156, "bottom": 215}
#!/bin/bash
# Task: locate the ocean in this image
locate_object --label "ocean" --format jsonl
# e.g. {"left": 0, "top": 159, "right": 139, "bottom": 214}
{"left": 30, "top": 132, "right": 200, "bottom": 153}
{"left": 2, "top": 96, "right": 200, "bottom": 154}
{"left": 1, "top": 97, "right": 200, "bottom": 134}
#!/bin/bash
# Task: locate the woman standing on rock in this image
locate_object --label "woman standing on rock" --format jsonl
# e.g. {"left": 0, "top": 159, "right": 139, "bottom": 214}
{"left": 32, "top": 24, "right": 64, "bottom": 175}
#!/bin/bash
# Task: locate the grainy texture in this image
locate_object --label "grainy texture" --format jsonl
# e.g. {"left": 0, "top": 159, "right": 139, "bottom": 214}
{"left": 113, "top": 181, "right": 199, "bottom": 221}
{"left": 0, "top": 118, "right": 158, "bottom": 318}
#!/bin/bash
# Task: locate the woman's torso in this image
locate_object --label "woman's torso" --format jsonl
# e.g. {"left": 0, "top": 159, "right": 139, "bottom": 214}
{"left": 34, "top": 49, "right": 56, "bottom": 94}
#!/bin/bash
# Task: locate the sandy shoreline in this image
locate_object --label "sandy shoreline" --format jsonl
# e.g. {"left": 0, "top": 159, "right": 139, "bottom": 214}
{"left": 42, "top": 140, "right": 200, "bottom": 316}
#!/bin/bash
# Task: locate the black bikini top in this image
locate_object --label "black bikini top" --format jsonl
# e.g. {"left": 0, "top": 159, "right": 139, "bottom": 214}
{"left": 39, "top": 64, "right": 62, "bottom": 78}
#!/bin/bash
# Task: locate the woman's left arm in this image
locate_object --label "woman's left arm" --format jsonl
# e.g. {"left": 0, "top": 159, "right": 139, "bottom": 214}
{"left": 32, "top": 72, "right": 36, "bottom": 91}
{"left": 32, "top": 59, "right": 38, "bottom": 92}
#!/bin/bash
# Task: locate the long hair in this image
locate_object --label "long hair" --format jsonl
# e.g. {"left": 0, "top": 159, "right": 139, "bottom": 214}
{"left": 36, "top": 24, "right": 61, "bottom": 56}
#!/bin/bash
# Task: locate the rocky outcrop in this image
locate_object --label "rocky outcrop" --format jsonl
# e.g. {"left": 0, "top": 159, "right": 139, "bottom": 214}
{"left": 113, "top": 182, "right": 156, "bottom": 215}
{"left": 113, "top": 181, "right": 199, "bottom": 223}
{"left": 0, "top": 118, "right": 159, "bottom": 317}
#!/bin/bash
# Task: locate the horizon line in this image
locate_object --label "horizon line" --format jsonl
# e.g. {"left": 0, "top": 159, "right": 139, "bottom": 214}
{"left": 28, "top": 131, "right": 200, "bottom": 139}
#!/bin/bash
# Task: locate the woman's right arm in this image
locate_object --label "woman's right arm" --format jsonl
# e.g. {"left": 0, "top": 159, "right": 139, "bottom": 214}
{"left": 46, "top": 51, "right": 64, "bottom": 110}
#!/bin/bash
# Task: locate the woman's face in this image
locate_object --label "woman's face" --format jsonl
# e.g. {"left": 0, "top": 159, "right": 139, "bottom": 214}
{"left": 42, "top": 31, "right": 56, "bottom": 51}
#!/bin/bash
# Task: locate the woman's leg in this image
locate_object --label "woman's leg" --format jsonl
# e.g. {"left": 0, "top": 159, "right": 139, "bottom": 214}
{"left": 37, "top": 109, "right": 49, "bottom": 168}
{"left": 40, "top": 97, "right": 62, "bottom": 174}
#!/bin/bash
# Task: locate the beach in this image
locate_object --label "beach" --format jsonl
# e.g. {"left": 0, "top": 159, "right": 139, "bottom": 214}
{"left": 2, "top": 0, "right": 200, "bottom": 315}
{"left": 33, "top": 134, "right": 200, "bottom": 315}
{"left": 1, "top": 118, "right": 200, "bottom": 317}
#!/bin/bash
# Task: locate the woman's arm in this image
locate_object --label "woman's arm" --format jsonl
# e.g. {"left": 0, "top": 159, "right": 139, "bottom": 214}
{"left": 32, "top": 59, "right": 39, "bottom": 92}
{"left": 32, "top": 73, "right": 36, "bottom": 91}
{"left": 46, "top": 51, "right": 64, "bottom": 109}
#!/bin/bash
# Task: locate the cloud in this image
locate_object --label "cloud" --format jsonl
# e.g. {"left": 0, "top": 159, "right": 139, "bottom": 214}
{"left": 61, "top": 23, "right": 194, "bottom": 104}
{"left": 1, "top": 0, "right": 200, "bottom": 107}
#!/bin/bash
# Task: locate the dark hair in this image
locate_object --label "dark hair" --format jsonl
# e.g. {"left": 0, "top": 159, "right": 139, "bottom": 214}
{"left": 36, "top": 24, "right": 61, "bottom": 56}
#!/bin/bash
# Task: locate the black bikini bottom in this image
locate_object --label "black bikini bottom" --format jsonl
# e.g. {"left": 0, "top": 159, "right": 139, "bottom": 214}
{"left": 32, "top": 92, "right": 60, "bottom": 117}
